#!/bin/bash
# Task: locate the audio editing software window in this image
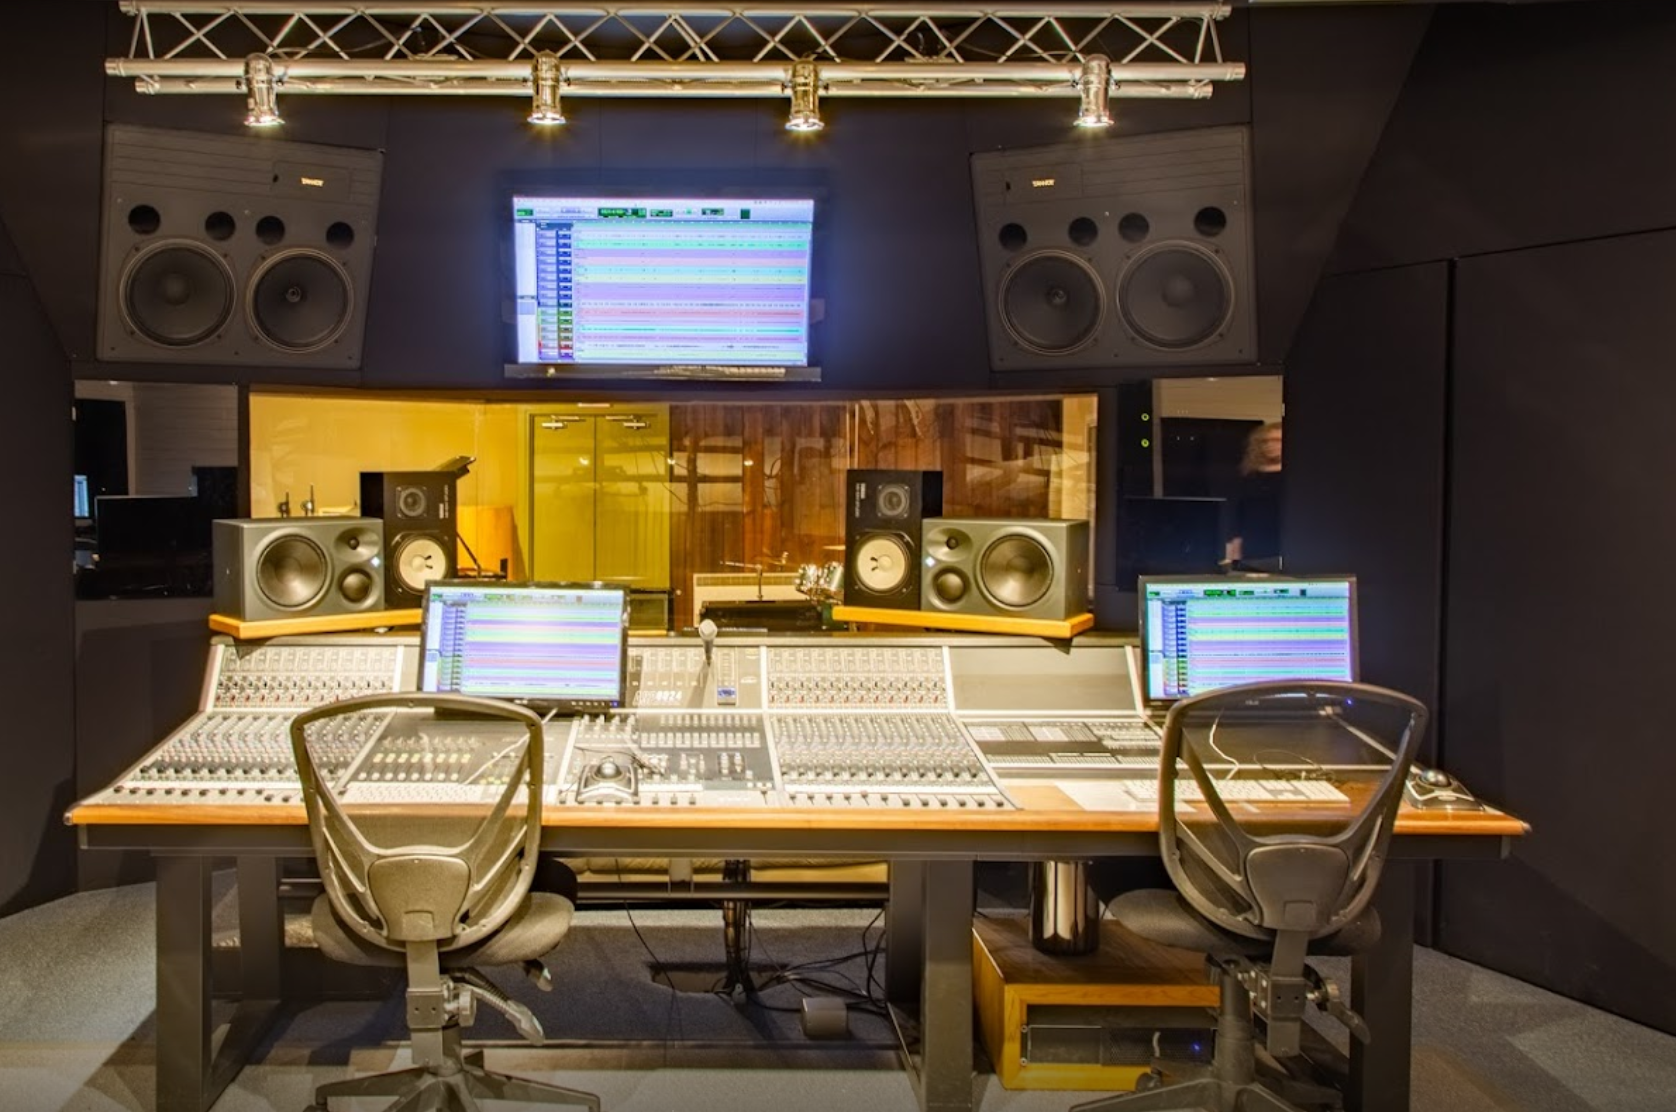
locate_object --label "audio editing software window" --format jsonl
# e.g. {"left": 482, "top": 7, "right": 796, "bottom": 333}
{"left": 419, "top": 583, "right": 628, "bottom": 709}
{"left": 1141, "top": 576, "right": 1358, "bottom": 702}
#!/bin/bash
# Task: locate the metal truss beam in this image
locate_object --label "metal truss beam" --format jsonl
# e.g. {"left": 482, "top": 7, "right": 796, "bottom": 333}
{"left": 107, "top": 2, "right": 1245, "bottom": 101}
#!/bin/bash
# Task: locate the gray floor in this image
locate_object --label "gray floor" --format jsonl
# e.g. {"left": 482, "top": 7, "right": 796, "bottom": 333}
{"left": 2, "top": 879, "right": 1674, "bottom": 1112}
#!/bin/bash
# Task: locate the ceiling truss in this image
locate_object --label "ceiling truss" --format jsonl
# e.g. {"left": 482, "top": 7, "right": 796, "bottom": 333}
{"left": 106, "top": 2, "right": 1246, "bottom": 102}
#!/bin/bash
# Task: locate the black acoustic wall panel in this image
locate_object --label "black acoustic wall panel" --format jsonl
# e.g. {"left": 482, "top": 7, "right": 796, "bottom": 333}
{"left": 1442, "top": 231, "right": 1676, "bottom": 1036}
{"left": 96, "top": 123, "right": 382, "bottom": 369}
{"left": 971, "top": 126, "right": 1256, "bottom": 372}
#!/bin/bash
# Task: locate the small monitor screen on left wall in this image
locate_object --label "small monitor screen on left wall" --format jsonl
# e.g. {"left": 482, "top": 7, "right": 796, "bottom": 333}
{"left": 74, "top": 475, "right": 91, "bottom": 520}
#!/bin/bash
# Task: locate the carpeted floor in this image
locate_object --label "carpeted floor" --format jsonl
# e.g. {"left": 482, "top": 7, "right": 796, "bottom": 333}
{"left": 1, "top": 876, "right": 1674, "bottom": 1112}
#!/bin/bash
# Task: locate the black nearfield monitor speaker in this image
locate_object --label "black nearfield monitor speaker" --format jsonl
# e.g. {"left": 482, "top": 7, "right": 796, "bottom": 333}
{"left": 360, "top": 470, "right": 457, "bottom": 608}
{"left": 97, "top": 123, "right": 382, "bottom": 369}
{"left": 845, "top": 469, "right": 943, "bottom": 610}
{"left": 922, "top": 518, "right": 1090, "bottom": 621}
{"left": 971, "top": 125, "right": 1256, "bottom": 371}
{"left": 213, "top": 517, "right": 384, "bottom": 621}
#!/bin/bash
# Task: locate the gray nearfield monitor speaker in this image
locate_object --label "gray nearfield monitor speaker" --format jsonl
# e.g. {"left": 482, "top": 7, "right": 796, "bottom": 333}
{"left": 921, "top": 518, "right": 1091, "bottom": 621}
{"left": 97, "top": 123, "right": 382, "bottom": 368}
{"left": 971, "top": 125, "right": 1256, "bottom": 371}
{"left": 213, "top": 517, "right": 384, "bottom": 621}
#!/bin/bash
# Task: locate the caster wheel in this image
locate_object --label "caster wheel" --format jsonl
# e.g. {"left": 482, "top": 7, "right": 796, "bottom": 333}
{"left": 1134, "top": 1070, "right": 1164, "bottom": 1093}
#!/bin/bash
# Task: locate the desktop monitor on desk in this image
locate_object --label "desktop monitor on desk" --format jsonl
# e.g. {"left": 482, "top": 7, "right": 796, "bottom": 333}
{"left": 418, "top": 581, "right": 629, "bottom": 715}
{"left": 1139, "top": 575, "right": 1358, "bottom": 704}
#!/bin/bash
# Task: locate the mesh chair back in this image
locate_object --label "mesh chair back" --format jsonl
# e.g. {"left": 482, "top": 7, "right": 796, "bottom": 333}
{"left": 290, "top": 692, "right": 546, "bottom": 953}
{"left": 1158, "top": 681, "right": 1426, "bottom": 942}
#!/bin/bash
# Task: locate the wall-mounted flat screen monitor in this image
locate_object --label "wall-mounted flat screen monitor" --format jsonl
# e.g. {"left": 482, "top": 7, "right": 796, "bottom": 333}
{"left": 419, "top": 581, "right": 629, "bottom": 714}
{"left": 505, "top": 193, "right": 820, "bottom": 381}
{"left": 1139, "top": 575, "right": 1358, "bottom": 704}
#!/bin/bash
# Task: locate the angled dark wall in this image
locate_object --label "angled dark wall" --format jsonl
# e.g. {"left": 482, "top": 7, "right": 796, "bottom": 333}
{"left": 1288, "top": 0, "right": 1676, "bottom": 1032}
{"left": 1443, "top": 231, "right": 1676, "bottom": 1034}
{"left": 0, "top": 212, "right": 77, "bottom": 915}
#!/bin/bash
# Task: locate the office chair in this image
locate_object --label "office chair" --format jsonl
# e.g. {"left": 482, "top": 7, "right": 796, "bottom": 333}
{"left": 1072, "top": 680, "right": 1427, "bottom": 1112}
{"left": 289, "top": 692, "right": 599, "bottom": 1112}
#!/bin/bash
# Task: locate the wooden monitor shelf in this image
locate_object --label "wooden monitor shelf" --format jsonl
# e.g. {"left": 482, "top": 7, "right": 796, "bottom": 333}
{"left": 831, "top": 605, "right": 1094, "bottom": 639}
{"left": 207, "top": 609, "right": 423, "bottom": 639}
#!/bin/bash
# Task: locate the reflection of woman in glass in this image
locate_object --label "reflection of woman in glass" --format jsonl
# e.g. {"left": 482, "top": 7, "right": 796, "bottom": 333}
{"left": 1224, "top": 421, "right": 1283, "bottom": 570}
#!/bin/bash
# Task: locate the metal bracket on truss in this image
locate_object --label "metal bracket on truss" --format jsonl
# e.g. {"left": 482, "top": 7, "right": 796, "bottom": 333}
{"left": 106, "top": 2, "right": 1245, "bottom": 102}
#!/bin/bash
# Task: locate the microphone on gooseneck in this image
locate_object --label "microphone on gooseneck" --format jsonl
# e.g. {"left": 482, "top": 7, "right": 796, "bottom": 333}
{"left": 698, "top": 618, "right": 718, "bottom": 670}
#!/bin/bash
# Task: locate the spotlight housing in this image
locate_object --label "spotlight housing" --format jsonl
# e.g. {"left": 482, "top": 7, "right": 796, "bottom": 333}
{"left": 242, "top": 54, "right": 282, "bottom": 127}
{"left": 785, "top": 60, "right": 824, "bottom": 132}
{"left": 1075, "top": 55, "right": 1113, "bottom": 129}
{"left": 529, "top": 52, "right": 566, "bottom": 126}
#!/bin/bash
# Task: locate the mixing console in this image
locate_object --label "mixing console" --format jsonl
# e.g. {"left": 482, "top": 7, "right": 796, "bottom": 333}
{"left": 565, "top": 712, "right": 776, "bottom": 806}
{"left": 336, "top": 717, "right": 559, "bottom": 805}
{"left": 85, "top": 637, "right": 416, "bottom": 808}
{"left": 772, "top": 713, "right": 1009, "bottom": 809}
{"left": 965, "top": 718, "right": 1163, "bottom": 777}
{"left": 765, "top": 645, "right": 947, "bottom": 707}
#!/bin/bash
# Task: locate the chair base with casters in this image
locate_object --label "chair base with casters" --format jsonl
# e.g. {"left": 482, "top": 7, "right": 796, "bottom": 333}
{"left": 306, "top": 893, "right": 600, "bottom": 1112}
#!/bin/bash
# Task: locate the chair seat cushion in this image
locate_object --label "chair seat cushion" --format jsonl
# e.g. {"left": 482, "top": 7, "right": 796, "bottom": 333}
{"left": 311, "top": 891, "right": 576, "bottom": 969}
{"left": 1108, "top": 889, "right": 1381, "bottom": 958}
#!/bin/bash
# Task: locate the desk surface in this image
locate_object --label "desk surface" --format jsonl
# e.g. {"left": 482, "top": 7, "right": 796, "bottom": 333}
{"left": 67, "top": 784, "right": 1528, "bottom": 839}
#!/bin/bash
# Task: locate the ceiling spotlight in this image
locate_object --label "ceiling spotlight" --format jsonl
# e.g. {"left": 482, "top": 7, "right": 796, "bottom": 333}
{"left": 785, "top": 60, "right": 824, "bottom": 133}
{"left": 529, "top": 52, "right": 566, "bottom": 126}
{"left": 242, "top": 54, "right": 282, "bottom": 128}
{"left": 1075, "top": 55, "right": 1113, "bottom": 129}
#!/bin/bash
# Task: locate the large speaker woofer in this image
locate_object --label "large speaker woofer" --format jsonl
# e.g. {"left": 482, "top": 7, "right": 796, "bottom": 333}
{"left": 255, "top": 534, "right": 329, "bottom": 610}
{"left": 1118, "top": 242, "right": 1235, "bottom": 351}
{"left": 852, "top": 533, "right": 913, "bottom": 595}
{"left": 392, "top": 534, "right": 450, "bottom": 595}
{"left": 118, "top": 240, "right": 235, "bottom": 347}
{"left": 980, "top": 534, "right": 1054, "bottom": 610}
{"left": 998, "top": 250, "right": 1105, "bottom": 356}
{"left": 247, "top": 248, "right": 354, "bottom": 353}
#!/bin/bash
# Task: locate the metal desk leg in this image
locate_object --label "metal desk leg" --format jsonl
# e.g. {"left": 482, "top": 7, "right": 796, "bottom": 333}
{"left": 917, "top": 860, "right": 975, "bottom": 1112}
{"left": 155, "top": 855, "right": 214, "bottom": 1112}
{"left": 235, "top": 856, "right": 282, "bottom": 999}
{"left": 887, "top": 861, "right": 927, "bottom": 1005}
{"left": 1349, "top": 862, "right": 1416, "bottom": 1112}
{"left": 155, "top": 855, "right": 287, "bottom": 1112}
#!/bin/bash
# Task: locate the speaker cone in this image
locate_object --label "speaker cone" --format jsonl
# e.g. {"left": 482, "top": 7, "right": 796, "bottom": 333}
{"left": 396, "top": 486, "right": 428, "bottom": 518}
{"left": 852, "top": 533, "right": 912, "bottom": 594}
{"left": 1118, "top": 242, "right": 1234, "bottom": 351}
{"left": 979, "top": 534, "right": 1054, "bottom": 610}
{"left": 255, "top": 534, "right": 329, "bottom": 610}
{"left": 339, "top": 567, "right": 376, "bottom": 604}
{"left": 247, "top": 248, "right": 354, "bottom": 353}
{"left": 119, "top": 241, "right": 235, "bottom": 347}
{"left": 875, "top": 483, "right": 911, "bottom": 519}
{"left": 392, "top": 534, "right": 450, "bottom": 594}
{"left": 998, "top": 250, "right": 1104, "bottom": 356}
{"left": 930, "top": 568, "right": 968, "bottom": 604}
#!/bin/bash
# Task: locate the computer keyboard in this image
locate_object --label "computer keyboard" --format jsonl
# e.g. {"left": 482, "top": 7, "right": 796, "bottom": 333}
{"left": 1122, "top": 778, "right": 1348, "bottom": 804}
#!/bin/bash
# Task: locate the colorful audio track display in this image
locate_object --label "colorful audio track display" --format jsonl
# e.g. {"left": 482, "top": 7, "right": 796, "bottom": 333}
{"left": 1140, "top": 576, "right": 1358, "bottom": 701}
{"left": 420, "top": 582, "right": 629, "bottom": 711}
{"left": 510, "top": 195, "right": 816, "bottom": 368}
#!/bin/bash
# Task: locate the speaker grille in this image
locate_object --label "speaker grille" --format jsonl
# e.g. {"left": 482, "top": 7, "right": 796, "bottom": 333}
{"left": 998, "top": 250, "right": 1105, "bottom": 356}
{"left": 247, "top": 249, "right": 354, "bottom": 353}
{"left": 120, "top": 240, "right": 234, "bottom": 347}
{"left": 980, "top": 534, "right": 1054, "bottom": 610}
{"left": 255, "top": 534, "right": 329, "bottom": 610}
{"left": 1119, "top": 242, "right": 1234, "bottom": 351}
